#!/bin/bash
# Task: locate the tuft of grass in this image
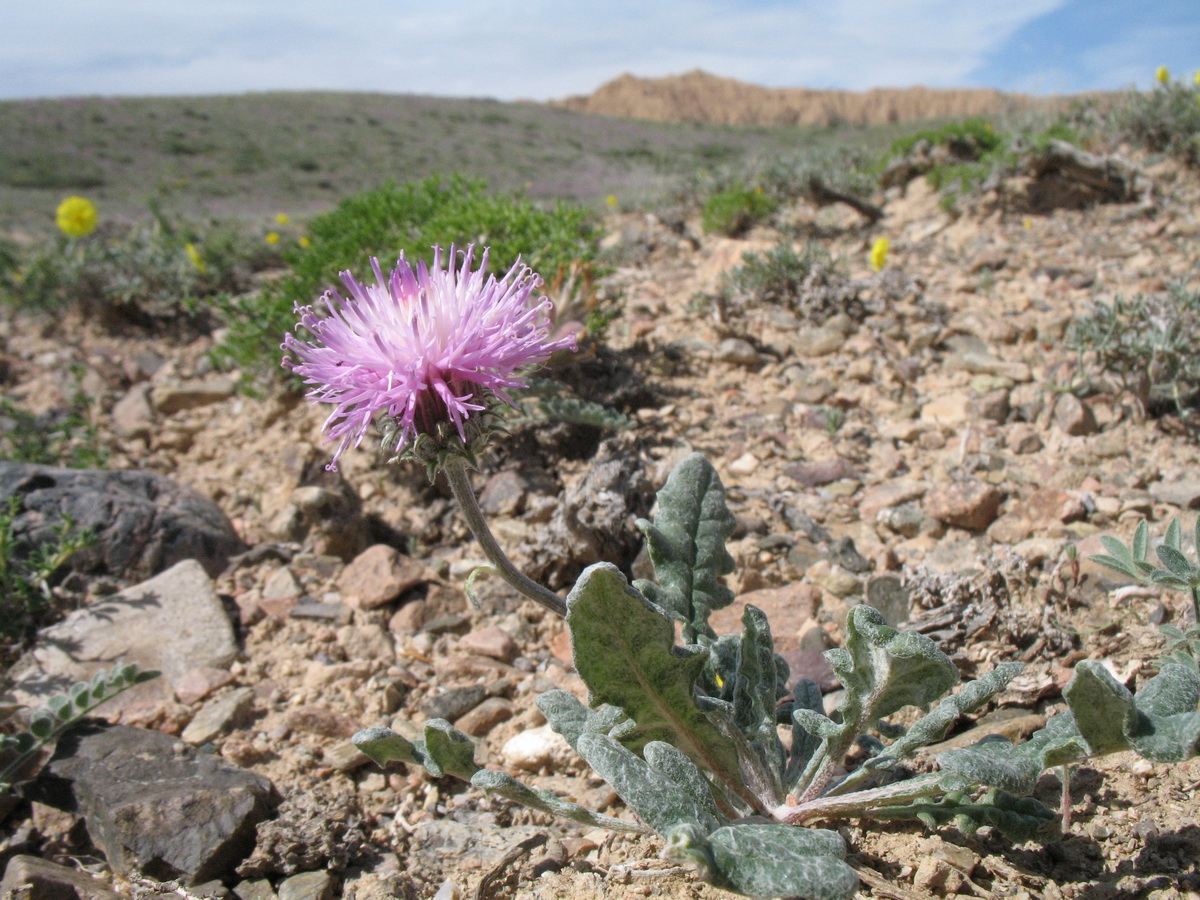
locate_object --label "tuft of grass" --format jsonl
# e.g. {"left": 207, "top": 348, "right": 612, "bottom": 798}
{"left": 700, "top": 184, "right": 777, "bottom": 236}
{"left": 719, "top": 240, "right": 866, "bottom": 324}
{"left": 1106, "top": 77, "right": 1200, "bottom": 164}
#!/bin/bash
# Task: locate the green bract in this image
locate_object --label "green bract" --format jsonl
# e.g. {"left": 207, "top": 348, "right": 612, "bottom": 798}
{"left": 355, "top": 455, "right": 1200, "bottom": 900}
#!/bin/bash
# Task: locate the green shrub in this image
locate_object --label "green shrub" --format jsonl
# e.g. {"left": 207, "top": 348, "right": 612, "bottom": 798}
{"left": 700, "top": 184, "right": 776, "bottom": 237}
{"left": 1067, "top": 282, "right": 1200, "bottom": 415}
{"left": 1107, "top": 78, "right": 1200, "bottom": 164}
{"left": 212, "top": 175, "right": 600, "bottom": 380}
{"left": 887, "top": 117, "right": 1004, "bottom": 159}
{"left": 719, "top": 240, "right": 866, "bottom": 324}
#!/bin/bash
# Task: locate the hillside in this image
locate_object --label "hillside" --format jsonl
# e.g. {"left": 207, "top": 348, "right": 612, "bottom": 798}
{"left": 550, "top": 69, "right": 1076, "bottom": 126}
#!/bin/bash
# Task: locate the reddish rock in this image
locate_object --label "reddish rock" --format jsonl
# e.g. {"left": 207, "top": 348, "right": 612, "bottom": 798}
{"left": 455, "top": 697, "right": 516, "bottom": 736}
{"left": 924, "top": 480, "right": 1005, "bottom": 531}
{"left": 783, "top": 458, "right": 858, "bottom": 487}
{"left": 174, "top": 667, "right": 236, "bottom": 706}
{"left": 338, "top": 544, "right": 429, "bottom": 610}
{"left": 457, "top": 626, "right": 519, "bottom": 663}
{"left": 1006, "top": 423, "right": 1044, "bottom": 454}
{"left": 858, "top": 481, "right": 927, "bottom": 522}
{"left": 708, "top": 583, "right": 821, "bottom": 651}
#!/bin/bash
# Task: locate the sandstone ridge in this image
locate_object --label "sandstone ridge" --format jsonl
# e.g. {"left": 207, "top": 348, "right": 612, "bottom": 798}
{"left": 550, "top": 68, "right": 1074, "bottom": 126}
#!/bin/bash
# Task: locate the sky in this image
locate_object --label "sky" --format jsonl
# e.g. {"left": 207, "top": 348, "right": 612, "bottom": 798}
{"left": 1, "top": 1, "right": 1197, "bottom": 102}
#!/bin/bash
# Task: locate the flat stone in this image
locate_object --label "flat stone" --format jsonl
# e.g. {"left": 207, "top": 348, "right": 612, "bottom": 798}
{"left": 1149, "top": 479, "right": 1200, "bottom": 510}
{"left": 454, "top": 697, "right": 515, "bottom": 737}
{"left": 792, "top": 326, "right": 843, "bottom": 357}
{"left": 175, "top": 667, "right": 236, "bottom": 705}
{"left": 337, "top": 545, "right": 430, "bottom": 610}
{"left": 336, "top": 624, "right": 395, "bottom": 663}
{"left": 4, "top": 559, "right": 238, "bottom": 713}
{"left": 233, "top": 880, "right": 281, "bottom": 900}
{"left": 456, "top": 626, "right": 519, "bottom": 663}
{"left": 708, "top": 583, "right": 821, "bottom": 651}
{"left": 420, "top": 685, "right": 488, "bottom": 721}
{"left": 151, "top": 376, "right": 238, "bottom": 415}
{"left": 277, "top": 871, "right": 334, "bottom": 900}
{"left": 26, "top": 723, "right": 277, "bottom": 885}
{"left": 859, "top": 481, "right": 927, "bottom": 522}
{"left": 920, "top": 391, "right": 972, "bottom": 426}
{"left": 924, "top": 480, "right": 1005, "bottom": 531}
{"left": 262, "top": 567, "right": 302, "bottom": 603}
{"left": 0, "top": 854, "right": 122, "bottom": 900}
{"left": 783, "top": 458, "right": 858, "bottom": 487}
{"left": 181, "top": 687, "right": 256, "bottom": 745}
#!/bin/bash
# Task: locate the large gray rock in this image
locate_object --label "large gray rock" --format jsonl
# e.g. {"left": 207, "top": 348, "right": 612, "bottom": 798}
{"left": 0, "top": 462, "right": 244, "bottom": 581}
{"left": 26, "top": 722, "right": 278, "bottom": 886}
{"left": 4, "top": 559, "right": 239, "bottom": 711}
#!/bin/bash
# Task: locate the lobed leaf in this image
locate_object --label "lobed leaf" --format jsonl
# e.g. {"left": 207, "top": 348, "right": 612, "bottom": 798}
{"left": 868, "top": 788, "right": 1056, "bottom": 842}
{"left": 665, "top": 822, "right": 857, "bottom": 900}
{"left": 575, "top": 734, "right": 725, "bottom": 835}
{"left": 633, "top": 453, "right": 737, "bottom": 640}
{"left": 352, "top": 725, "right": 424, "bottom": 769}
{"left": 567, "top": 563, "right": 748, "bottom": 795}
{"left": 422, "top": 719, "right": 481, "bottom": 780}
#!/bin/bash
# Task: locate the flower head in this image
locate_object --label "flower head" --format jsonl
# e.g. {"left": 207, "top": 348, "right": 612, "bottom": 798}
{"left": 265, "top": 231, "right": 281, "bottom": 245}
{"left": 185, "top": 242, "right": 207, "bottom": 274}
{"left": 282, "top": 244, "right": 576, "bottom": 470}
{"left": 56, "top": 196, "right": 97, "bottom": 238}
{"left": 275, "top": 212, "right": 291, "bottom": 225}
{"left": 869, "top": 237, "right": 890, "bottom": 273}
{"left": 1156, "top": 65, "right": 1170, "bottom": 85}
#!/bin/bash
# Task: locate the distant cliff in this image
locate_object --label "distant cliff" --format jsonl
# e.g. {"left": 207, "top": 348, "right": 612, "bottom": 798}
{"left": 548, "top": 69, "right": 1075, "bottom": 126}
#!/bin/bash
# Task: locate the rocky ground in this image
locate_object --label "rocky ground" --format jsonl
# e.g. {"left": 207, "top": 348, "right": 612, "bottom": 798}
{"left": 2, "top": 151, "right": 1200, "bottom": 900}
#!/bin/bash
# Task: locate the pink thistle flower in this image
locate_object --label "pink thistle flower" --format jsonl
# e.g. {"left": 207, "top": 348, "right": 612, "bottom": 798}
{"left": 282, "top": 244, "right": 576, "bottom": 470}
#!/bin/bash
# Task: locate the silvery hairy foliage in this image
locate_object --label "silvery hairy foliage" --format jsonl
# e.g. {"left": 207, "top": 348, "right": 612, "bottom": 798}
{"left": 355, "top": 455, "right": 1200, "bottom": 900}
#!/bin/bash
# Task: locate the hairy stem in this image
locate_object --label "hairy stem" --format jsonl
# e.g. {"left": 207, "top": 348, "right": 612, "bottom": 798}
{"left": 774, "top": 772, "right": 944, "bottom": 826}
{"left": 442, "top": 457, "right": 567, "bottom": 617}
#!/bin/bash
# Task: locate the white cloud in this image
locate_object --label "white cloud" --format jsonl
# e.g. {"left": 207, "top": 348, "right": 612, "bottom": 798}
{"left": 0, "top": 0, "right": 1080, "bottom": 100}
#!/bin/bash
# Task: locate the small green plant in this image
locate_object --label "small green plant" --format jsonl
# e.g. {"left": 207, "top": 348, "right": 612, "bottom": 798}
{"left": 719, "top": 240, "right": 866, "bottom": 324}
{"left": 356, "top": 455, "right": 1200, "bottom": 900}
{"left": 1066, "top": 282, "right": 1200, "bottom": 416}
{"left": 0, "top": 497, "right": 94, "bottom": 646}
{"left": 1107, "top": 74, "right": 1200, "bottom": 164}
{"left": 0, "top": 663, "right": 159, "bottom": 795}
{"left": 1090, "top": 517, "right": 1200, "bottom": 667}
{"left": 0, "top": 372, "right": 108, "bottom": 470}
{"left": 212, "top": 175, "right": 600, "bottom": 380}
{"left": 701, "top": 184, "right": 777, "bottom": 237}
{"left": 4, "top": 215, "right": 264, "bottom": 330}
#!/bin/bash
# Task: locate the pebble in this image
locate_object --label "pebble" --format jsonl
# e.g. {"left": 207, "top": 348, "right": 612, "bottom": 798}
{"left": 457, "top": 625, "right": 519, "bottom": 663}
{"left": 501, "top": 724, "right": 570, "bottom": 771}
{"left": 277, "top": 871, "right": 334, "bottom": 900}
{"left": 338, "top": 544, "right": 430, "bottom": 610}
{"left": 181, "top": 687, "right": 256, "bottom": 745}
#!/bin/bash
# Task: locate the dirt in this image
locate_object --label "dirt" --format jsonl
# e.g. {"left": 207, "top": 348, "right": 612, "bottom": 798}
{"left": 3, "top": 150, "right": 1200, "bottom": 900}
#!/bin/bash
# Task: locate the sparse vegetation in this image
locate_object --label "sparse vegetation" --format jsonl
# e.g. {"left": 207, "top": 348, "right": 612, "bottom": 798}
{"left": 1067, "top": 282, "right": 1200, "bottom": 416}
{"left": 718, "top": 240, "right": 866, "bottom": 324}
{"left": 1107, "top": 75, "right": 1200, "bottom": 164}
{"left": 700, "top": 183, "right": 777, "bottom": 236}
{"left": 0, "top": 497, "right": 94, "bottom": 647}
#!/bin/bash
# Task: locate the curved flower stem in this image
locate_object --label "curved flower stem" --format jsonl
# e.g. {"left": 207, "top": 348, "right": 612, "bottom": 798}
{"left": 442, "top": 456, "right": 567, "bottom": 618}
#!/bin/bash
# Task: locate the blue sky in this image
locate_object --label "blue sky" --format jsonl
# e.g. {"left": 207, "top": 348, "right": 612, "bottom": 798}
{"left": 1, "top": 1, "right": 1196, "bottom": 101}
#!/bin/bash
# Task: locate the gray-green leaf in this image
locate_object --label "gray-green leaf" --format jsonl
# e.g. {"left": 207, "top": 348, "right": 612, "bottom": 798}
{"left": 633, "top": 453, "right": 737, "bottom": 641}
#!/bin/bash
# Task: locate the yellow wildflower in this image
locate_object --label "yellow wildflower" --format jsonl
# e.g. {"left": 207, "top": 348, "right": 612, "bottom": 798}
{"left": 55, "top": 196, "right": 98, "bottom": 238}
{"left": 275, "top": 213, "right": 290, "bottom": 225}
{"left": 1023, "top": 218, "right": 1033, "bottom": 229}
{"left": 185, "top": 242, "right": 207, "bottom": 274}
{"left": 869, "top": 237, "right": 890, "bottom": 273}
{"left": 298, "top": 236, "right": 311, "bottom": 248}
{"left": 1194, "top": 70, "right": 1200, "bottom": 86}
{"left": 265, "top": 232, "right": 281, "bottom": 245}
{"left": 1156, "top": 65, "right": 1170, "bottom": 85}
{"left": 606, "top": 194, "right": 618, "bottom": 208}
